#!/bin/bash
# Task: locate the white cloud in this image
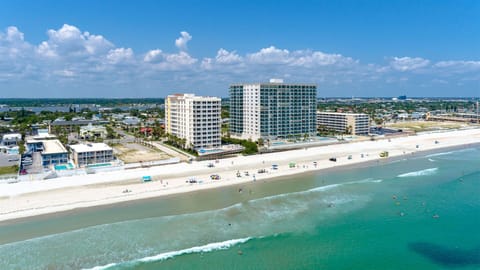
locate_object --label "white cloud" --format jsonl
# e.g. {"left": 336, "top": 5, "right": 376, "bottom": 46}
{"left": 5, "top": 26, "right": 25, "bottom": 42}
{"left": 175, "top": 31, "right": 192, "bottom": 51}
{"left": 143, "top": 50, "right": 197, "bottom": 71}
{"left": 0, "top": 24, "right": 478, "bottom": 97}
{"left": 215, "top": 48, "right": 242, "bottom": 64}
{"left": 200, "top": 58, "right": 213, "bottom": 70}
{"left": 390, "top": 56, "right": 430, "bottom": 71}
{"left": 245, "top": 46, "right": 356, "bottom": 68}
{"left": 84, "top": 32, "right": 114, "bottom": 55}
{"left": 144, "top": 49, "right": 163, "bottom": 63}
{"left": 36, "top": 24, "right": 113, "bottom": 58}
{"left": 106, "top": 48, "right": 134, "bottom": 64}
{"left": 36, "top": 41, "right": 57, "bottom": 57}
{"left": 0, "top": 26, "right": 32, "bottom": 59}
{"left": 290, "top": 51, "right": 356, "bottom": 67}
{"left": 247, "top": 46, "right": 291, "bottom": 64}
{"left": 434, "top": 60, "right": 480, "bottom": 71}
{"left": 54, "top": 69, "right": 75, "bottom": 77}
{"left": 165, "top": 51, "right": 197, "bottom": 65}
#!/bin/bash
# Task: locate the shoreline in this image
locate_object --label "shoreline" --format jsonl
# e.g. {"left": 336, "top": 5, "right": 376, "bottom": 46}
{"left": 0, "top": 128, "right": 479, "bottom": 223}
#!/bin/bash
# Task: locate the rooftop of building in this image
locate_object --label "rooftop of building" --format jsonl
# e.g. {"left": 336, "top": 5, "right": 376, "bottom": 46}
{"left": 80, "top": 124, "right": 107, "bottom": 131}
{"left": 167, "top": 93, "right": 221, "bottom": 101}
{"left": 69, "top": 143, "right": 113, "bottom": 153}
{"left": 230, "top": 79, "right": 316, "bottom": 87}
{"left": 28, "top": 130, "right": 57, "bottom": 140}
{"left": 317, "top": 111, "right": 369, "bottom": 116}
{"left": 122, "top": 117, "right": 141, "bottom": 125}
{"left": 2, "top": 133, "right": 21, "bottom": 140}
{"left": 51, "top": 119, "right": 109, "bottom": 126}
{"left": 42, "top": 139, "right": 68, "bottom": 155}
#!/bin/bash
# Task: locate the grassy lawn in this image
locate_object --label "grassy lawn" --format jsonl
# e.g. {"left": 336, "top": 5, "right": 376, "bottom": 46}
{"left": 0, "top": 165, "right": 18, "bottom": 175}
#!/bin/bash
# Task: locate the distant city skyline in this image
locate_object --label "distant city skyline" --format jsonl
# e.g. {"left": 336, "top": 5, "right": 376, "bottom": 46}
{"left": 0, "top": 0, "right": 479, "bottom": 98}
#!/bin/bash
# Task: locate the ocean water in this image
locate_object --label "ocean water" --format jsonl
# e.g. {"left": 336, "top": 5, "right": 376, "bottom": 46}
{"left": 0, "top": 146, "right": 479, "bottom": 270}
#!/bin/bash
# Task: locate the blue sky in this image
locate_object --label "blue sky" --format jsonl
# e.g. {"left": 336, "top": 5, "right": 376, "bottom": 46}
{"left": 0, "top": 0, "right": 479, "bottom": 98}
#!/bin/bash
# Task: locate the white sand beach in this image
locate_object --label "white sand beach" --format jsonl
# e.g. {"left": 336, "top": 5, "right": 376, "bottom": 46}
{"left": 0, "top": 128, "right": 479, "bottom": 222}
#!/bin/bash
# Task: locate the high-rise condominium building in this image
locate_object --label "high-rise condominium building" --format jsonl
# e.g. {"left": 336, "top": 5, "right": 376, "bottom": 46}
{"left": 229, "top": 79, "right": 317, "bottom": 141}
{"left": 165, "top": 94, "right": 221, "bottom": 150}
{"left": 316, "top": 112, "right": 369, "bottom": 135}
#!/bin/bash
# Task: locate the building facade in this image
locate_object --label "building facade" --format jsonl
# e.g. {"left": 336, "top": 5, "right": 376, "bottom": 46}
{"left": 49, "top": 119, "right": 109, "bottom": 133}
{"left": 229, "top": 79, "right": 317, "bottom": 141}
{"left": 69, "top": 143, "right": 114, "bottom": 167}
{"left": 26, "top": 139, "right": 69, "bottom": 167}
{"left": 79, "top": 124, "right": 107, "bottom": 140}
{"left": 165, "top": 94, "right": 221, "bottom": 150}
{"left": 1, "top": 133, "right": 21, "bottom": 146}
{"left": 317, "top": 112, "right": 369, "bottom": 135}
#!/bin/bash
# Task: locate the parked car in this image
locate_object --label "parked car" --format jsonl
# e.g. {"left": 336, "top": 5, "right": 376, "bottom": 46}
{"left": 210, "top": 174, "right": 221, "bottom": 180}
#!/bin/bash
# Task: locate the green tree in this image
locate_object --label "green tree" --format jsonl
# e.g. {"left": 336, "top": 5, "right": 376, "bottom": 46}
{"left": 257, "top": 138, "right": 264, "bottom": 147}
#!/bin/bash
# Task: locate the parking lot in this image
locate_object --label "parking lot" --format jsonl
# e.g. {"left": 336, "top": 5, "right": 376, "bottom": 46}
{"left": 0, "top": 154, "right": 20, "bottom": 168}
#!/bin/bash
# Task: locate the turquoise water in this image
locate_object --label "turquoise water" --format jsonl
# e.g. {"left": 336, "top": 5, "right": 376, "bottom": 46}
{"left": 271, "top": 137, "right": 335, "bottom": 145}
{"left": 55, "top": 163, "right": 74, "bottom": 171}
{"left": 0, "top": 146, "right": 479, "bottom": 269}
{"left": 87, "top": 163, "right": 111, "bottom": 168}
{"left": 7, "top": 148, "right": 19, "bottom": 155}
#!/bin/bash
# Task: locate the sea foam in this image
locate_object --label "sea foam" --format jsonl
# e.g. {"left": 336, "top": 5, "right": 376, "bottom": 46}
{"left": 251, "top": 178, "right": 382, "bottom": 203}
{"left": 83, "top": 237, "right": 251, "bottom": 270}
{"left": 425, "top": 151, "right": 454, "bottom": 158}
{"left": 397, "top": 168, "right": 438, "bottom": 178}
{"left": 307, "top": 178, "right": 382, "bottom": 193}
{"left": 138, "top": 237, "right": 251, "bottom": 262}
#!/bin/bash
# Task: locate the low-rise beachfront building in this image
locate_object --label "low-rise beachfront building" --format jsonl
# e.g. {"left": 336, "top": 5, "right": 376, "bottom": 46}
{"left": 317, "top": 112, "right": 370, "bottom": 135}
{"left": 49, "top": 118, "right": 109, "bottom": 133}
{"left": 27, "top": 139, "right": 69, "bottom": 167}
{"left": 69, "top": 143, "right": 114, "bottom": 168}
{"left": 121, "top": 116, "right": 141, "bottom": 128}
{"left": 229, "top": 79, "right": 317, "bottom": 141}
{"left": 165, "top": 93, "right": 221, "bottom": 150}
{"left": 1, "top": 133, "right": 22, "bottom": 146}
{"left": 79, "top": 124, "right": 107, "bottom": 140}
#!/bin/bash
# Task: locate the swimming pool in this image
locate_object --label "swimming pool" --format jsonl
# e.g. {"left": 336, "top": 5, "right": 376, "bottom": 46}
{"left": 87, "top": 163, "right": 112, "bottom": 168}
{"left": 7, "top": 148, "right": 19, "bottom": 155}
{"left": 54, "top": 163, "right": 74, "bottom": 171}
{"left": 271, "top": 141, "right": 286, "bottom": 146}
{"left": 198, "top": 148, "right": 222, "bottom": 154}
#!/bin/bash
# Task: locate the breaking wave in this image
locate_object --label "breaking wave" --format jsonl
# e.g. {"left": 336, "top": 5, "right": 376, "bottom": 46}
{"left": 397, "top": 168, "right": 438, "bottom": 178}
{"left": 3, "top": 176, "right": 383, "bottom": 270}
{"left": 84, "top": 237, "right": 252, "bottom": 270}
{"left": 425, "top": 151, "right": 454, "bottom": 158}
